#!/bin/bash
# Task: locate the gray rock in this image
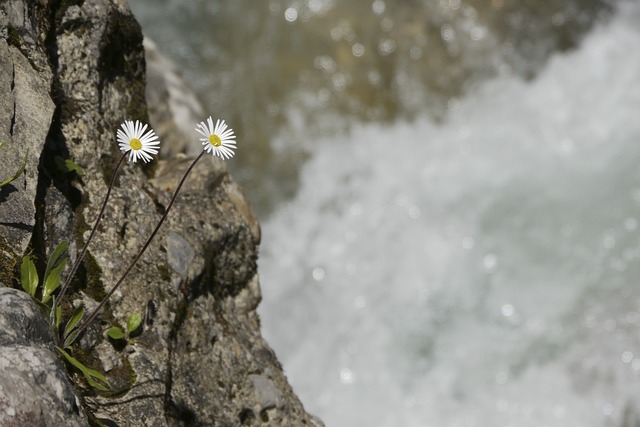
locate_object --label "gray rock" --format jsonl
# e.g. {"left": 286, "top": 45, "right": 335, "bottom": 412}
{"left": 0, "top": 1, "right": 55, "bottom": 271}
{"left": 0, "top": 288, "right": 90, "bottom": 427}
{"left": 0, "top": 288, "right": 53, "bottom": 348}
{"left": 0, "top": 0, "right": 319, "bottom": 426}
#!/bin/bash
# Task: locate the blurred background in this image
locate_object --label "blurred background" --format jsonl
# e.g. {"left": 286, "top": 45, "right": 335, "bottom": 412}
{"left": 130, "top": 0, "right": 640, "bottom": 426}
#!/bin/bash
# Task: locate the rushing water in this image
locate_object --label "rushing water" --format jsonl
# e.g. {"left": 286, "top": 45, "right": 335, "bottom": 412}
{"left": 130, "top": 1, "right": 640, "bottom": 426}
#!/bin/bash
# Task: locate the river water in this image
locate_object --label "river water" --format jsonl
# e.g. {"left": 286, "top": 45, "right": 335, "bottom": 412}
{"left": 130, "top": 1, "right": 640, "bottom": 426}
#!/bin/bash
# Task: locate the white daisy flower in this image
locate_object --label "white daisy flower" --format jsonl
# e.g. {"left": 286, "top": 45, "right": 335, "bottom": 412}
{"left": 117, "top": 120, "right": 160, "bottom": 163}
{"left": 195, "top": 117, "right": 236, "bottom": 160}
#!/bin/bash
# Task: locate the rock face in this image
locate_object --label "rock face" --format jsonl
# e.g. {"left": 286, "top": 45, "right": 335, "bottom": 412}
{"left": 0, "top": 1, "right": 318, "bottom": 426}
{"left": 0, "top": 0, "right": 55, "bottom": 282}
{"left": 0, "top": 288, "right": 90, "bottom": 427}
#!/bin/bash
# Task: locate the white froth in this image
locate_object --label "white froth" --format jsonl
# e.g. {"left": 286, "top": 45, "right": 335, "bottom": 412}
{"left": 260, "top": 3, "right": 640, "bottom": 426}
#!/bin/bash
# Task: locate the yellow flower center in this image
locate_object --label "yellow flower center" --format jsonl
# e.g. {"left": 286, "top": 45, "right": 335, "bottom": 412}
{"left": 129, "top": 138, "right": 142, "bottom": 151}
{"left": 209, "top": 134, "right": 222, "bottom": 147}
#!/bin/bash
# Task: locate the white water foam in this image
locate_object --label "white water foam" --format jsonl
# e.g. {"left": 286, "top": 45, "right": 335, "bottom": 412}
{"left": 259, "top": 3, "right": 640, "bottom": 426}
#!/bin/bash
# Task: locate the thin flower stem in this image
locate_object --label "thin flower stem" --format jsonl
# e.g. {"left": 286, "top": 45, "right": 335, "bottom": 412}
{"left": 72, "top": 151, "right": 206, "bottom": 343}
{"left": 57, "top": 153, "right": 127, "bottom": 305}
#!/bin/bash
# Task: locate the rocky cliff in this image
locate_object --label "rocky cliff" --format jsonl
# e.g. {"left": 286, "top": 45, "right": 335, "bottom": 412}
{"left": 0, "top": 1, "right": 318, "bottom": 426}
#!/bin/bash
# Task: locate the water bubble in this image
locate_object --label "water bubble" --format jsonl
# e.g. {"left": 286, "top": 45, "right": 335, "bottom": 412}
{"left": 501, "top": 304, "right": 514, "bottom": 317}
{"left": 380, "top": 17, "right": 393, "bottom": 32}
{"left": 495, "top": 371, "right": 508, "bottom": 384}
{"left": 483, "top": 254, "right": 498, "bottom": 272}
{"left": 462, "top": 236, "right": 474, "bottom": 249}
{"left": 354, "top": 296, "right": 367, "bottom": 308}
{"left": 584, "top": 315, "right": 597, "bottom": 328}
{"left": 378, "top": 38, "right": 397, "bottom": 56}
{"left": 409, "top": 46, "right": 423, "bottom": 60}
{"left": 624, "top": 217, "right": 638, "bottom": 231}
{"left": 441, "top": 24, "right": 455, "bottom": 43}
{"left": 284, "top": 7, "right": 298, "bottom": 22}
{"left": 372, "top": 0, "right": 385, "bottom": 15}
{"left": 352, "top": 43, "right": 365, "bottom": 57}
{"left": 332, "top": 73, "right": 348, "bottom": 91}
{"left": 602, "top": 403, "right": 615, "bottom": 416}
{"left": 470, "top": 26, "right": 487, "bottom": 41}
{"left": 368, "top": 70, "right": 381, "bottom": 85}
{"left": 330, "top": 26, "right": 342, "bottom": 41}
{"left": 339, "top": 367, "right": 355, "bottom": 384}
{"left": 308, "top": 0, "right": 323, "bottom": 14}
{"left": 622, "top": 351, "right": 634, "bottom": 363}
{"left": 601, "top": 231, "right": 616, "bottom": 249}
{"left": 313, "top": 55, "right": 336, "bottom": 74}
{"left": 408, "top": 206, "right": 421, "bottom": 219}
{"left": 312, "top": 267, "right": 326, "bottom": 281}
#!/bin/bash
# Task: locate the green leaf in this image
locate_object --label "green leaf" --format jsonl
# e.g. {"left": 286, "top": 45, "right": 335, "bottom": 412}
{"left": 55, "top": 304, "right": 62, "bottom": 328}
{"left": 126, "top": 313, "right": 142, "bottom": 334}
{"left": 62, "top": 329, "right": 81, "bottom": 349}
{"left": 41, "top": 241, "right": 69, "bottom": 304}
{"left": 20, "top": 255, "right": 38, "bottom": 297}
{"left": 0, "top": 148, "right": 28, "bottom": 188}
{"left": 55, "top": 346, "right": 110, "bottom": 391}
{"left": 63, "top": 306, "right": 84, "bottom": 339}
{"left": 64, "top": 158, "right": 84, "bottom": 176}
{"left": 107, "top": 327, "right": 125, "bottom": 340}
{"left": 54, "top": 156, "right": 84, "bottom": 176}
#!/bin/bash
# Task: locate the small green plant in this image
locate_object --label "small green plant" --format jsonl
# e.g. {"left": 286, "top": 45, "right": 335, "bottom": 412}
{"left": 107, "top": 312, "right": 142, "bottom": 346}
{"left": 55, "top": 347, "right": 110, "bottom": 391}
{"left": 20, "top": 241, "right": 69, "bottom": 305}
{"left": 0, "top": 141, "right": 28, "bottom": 188}
{"left": 61, "top": 305, "right": 84, "bottom": 349}
{"left": 19, "top": 242, "right": 108, "bottom": 389}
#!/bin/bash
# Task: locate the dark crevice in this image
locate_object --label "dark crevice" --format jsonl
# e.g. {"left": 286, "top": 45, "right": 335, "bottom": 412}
{"left": 10, "top": 101, "right": 16, "bottom": 137}
{"left": 10, "top": 64, "right": 15, "bottom": 91}
{"left": 10, "top": 65, "right": 16, "bottom": 137}
{"left": 0, "top": 221, "right": 33, "bottom": 232}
